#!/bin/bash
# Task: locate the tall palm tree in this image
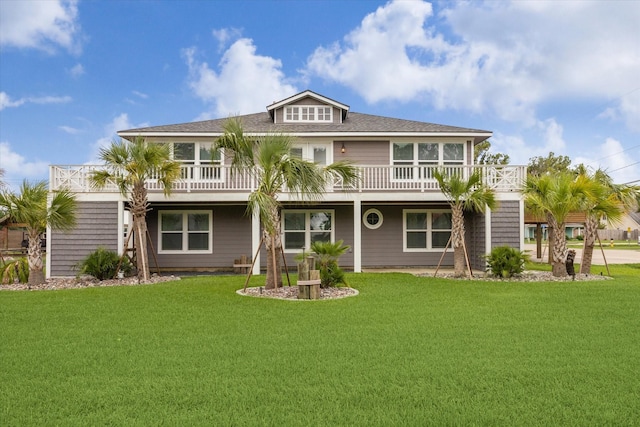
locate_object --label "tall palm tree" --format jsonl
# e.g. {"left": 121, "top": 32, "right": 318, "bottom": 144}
{"left": 433, "top": 169, "right": 497, "bottom": 277}
{"left": 524, "top": 172, "right": 592, "bottom": 277}
{"left": 90, "top": 137, "right": 181, "bottom": 281}
{"left": 216, "top": 117, "right": 359, "bottom": 289}
{"left": 0, "top": 180, "right": 77, "bottom": 286}
{"left": 576, "top": 168, "right": 639, "bottom": 274}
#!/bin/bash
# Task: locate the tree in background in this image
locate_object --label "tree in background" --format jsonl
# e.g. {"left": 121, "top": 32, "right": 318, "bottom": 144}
{"left": 474, "top": 141, "right": 510, "bottom": 165}
{"left": 216, "top": 117, "right": 359, "bottom": 289}
{"left": 527, "top": 152, "right": 571, "bottom": 177}
{"left": 433, "top": 169, "right": 497, "bottom": 277}
{"left": 0, "top": 180, "right": 76, "bottom": 286}
{"left": 90, "top": 137, "right": 181, "bottom": 281}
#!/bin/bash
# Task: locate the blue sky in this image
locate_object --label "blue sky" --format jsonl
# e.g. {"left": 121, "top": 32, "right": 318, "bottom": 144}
{"left": 1, "top": 0, "right": 639, "bottom": 190}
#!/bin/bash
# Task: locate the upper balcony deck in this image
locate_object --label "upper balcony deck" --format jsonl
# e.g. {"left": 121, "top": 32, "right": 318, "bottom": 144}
{"left": 50, "top": 164, "right": 526, "bottom": 199}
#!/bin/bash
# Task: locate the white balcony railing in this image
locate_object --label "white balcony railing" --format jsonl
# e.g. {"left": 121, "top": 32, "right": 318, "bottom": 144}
{"left": 50, "top": 164, "right": 526, "bottom": 194}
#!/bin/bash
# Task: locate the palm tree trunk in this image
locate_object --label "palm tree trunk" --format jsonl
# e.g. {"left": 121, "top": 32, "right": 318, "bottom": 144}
{"left": 549, "top": 217, "right": 568, "bottom": 277}
{"left": 451, "top": 204, "right": 466, "bottom": 277}
{"left": 131, "top": 183, "right": 150, "bottom": 281}
{"left": 264, "top": 205, "right": 283, "bottom": 289}
{"left": 580, "top": 215, "right": 598, "bottom": 274}
{"left": 27, "top": 229, "right": 45, "bottom": 286}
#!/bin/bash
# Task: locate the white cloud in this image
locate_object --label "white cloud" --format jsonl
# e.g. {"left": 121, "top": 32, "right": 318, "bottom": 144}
{"left": 59, "top": 125, "right": 82, "bottom": 135}
{"left": 184, "top": 38, "right": 298, "bottom": 119}
{"left": 574, "top": 138, "right": 639, "bottom": 184}
{"left": 491, "top": 118, "right": 566, "bottom": 166}
{"left": 305, "top": 0, "right": 640, "bottom": 130}
{"left": 0, "top": 92, "right": 72, "bottom": 111}
{"left": 212, "top": 27, "right": 242, "bottom": 52}
{"left": 132, "top": 91, "right": 148, "bottom": 99}
{"left": 0, "top": 142, "right": 49, "bottom": 185}
{"left": 69, "top": 63, "right": 84, "bottom": 78}
{"left": 0, "top": 0, "right": 82, "bottom": 53}
{"left": 87, "top": 113, "right": 148, "bottom": 163}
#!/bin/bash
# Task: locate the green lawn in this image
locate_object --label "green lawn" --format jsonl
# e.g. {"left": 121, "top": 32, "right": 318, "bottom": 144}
{"left": 2, "top": 267, "right": 640, "bottom": 426}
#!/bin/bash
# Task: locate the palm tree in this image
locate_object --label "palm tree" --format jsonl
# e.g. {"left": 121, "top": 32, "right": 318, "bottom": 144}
{"left": 524, "top": 172, "right": 592, "bottom": 277}
{"left": 576, "top": 168, "right": 639, "bottom": 274}
{"left": 0, "top": 180, "right": 77, "bottom": 286}
{"left": 90, "top": 137, "right": 181, "bottom": 281}
{"left": 216, "top": 117, "right": 359, "bottom": 289}
{"left": 433, "top": 169, "right": 497, "bottom": 277}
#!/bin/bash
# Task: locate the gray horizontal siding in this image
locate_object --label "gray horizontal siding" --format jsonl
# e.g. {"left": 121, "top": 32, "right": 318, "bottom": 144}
{"left": 148, "top": 205, "right": 252, "bottom": 269}
{"left": 491, "top": 201, "right": 521, "bottom": 248}
{"left": 361, "top": 204, "right": 453, "bottom": 268}
{"left": 50, "top": 201, "right": 119, "bottom": 277}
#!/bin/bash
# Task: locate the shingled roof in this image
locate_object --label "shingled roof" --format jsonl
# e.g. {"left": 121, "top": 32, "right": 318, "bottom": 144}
{"left": 119, "top": 89, "right": 491, "bottom": 143}
{"left": 120, "top": 111, "right": 490, "bottom": 141}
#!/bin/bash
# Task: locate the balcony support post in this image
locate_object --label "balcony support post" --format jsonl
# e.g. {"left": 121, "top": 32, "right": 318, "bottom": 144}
{"left": 353, "top": 196, "right": 362, "bottom": 273}
{"left": 251, "top": 208, "right": 261, "bottom": 275}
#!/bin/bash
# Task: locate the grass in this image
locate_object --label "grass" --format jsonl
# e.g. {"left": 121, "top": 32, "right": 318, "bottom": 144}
{"left": 1, "top": 266, "right": 640, "bottom": 426}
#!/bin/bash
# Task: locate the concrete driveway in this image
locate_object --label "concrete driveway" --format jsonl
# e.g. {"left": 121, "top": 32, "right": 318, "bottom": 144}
{"left": 524, "top": 243, "right": 640, "bottom": 265}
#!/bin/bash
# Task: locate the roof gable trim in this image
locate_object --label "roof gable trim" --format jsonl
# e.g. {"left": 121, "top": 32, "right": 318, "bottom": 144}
{"left": 267, "top": 90, "right": 349, "bottom": 121}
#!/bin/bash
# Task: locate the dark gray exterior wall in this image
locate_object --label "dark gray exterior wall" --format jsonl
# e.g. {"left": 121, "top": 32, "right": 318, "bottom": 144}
{"left": 49, "top": 201, "right": 119, "bottom": 277}
{"left": 147, "top": 204, "right": 252, "bottom": 270}
{"left": 361, "top": 204, "right": 453, "bottom": 268}
{"left": 491, "top": 200, "right": 521, "bottom": 249}
{"left": 144, "top": 202, "right": 457, "bottom": 272}
{"left": 467, "top": 212, "right": 487, "bottom": 270}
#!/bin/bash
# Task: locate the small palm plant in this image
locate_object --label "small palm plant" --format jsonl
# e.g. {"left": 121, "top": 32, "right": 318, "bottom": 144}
{"left": 75, "top": 247, "right": 132, "bottom": 281}
{"left": 485, "top": 246, "right": 529, "bottom": 278}
{"left": 310, "top": 240, "right": 350, "bottom": 288}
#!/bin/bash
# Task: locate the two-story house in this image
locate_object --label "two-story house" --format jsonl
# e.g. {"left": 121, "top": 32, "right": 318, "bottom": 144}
{"left": 47, "top": 90, "right": 526, "bottom": 278}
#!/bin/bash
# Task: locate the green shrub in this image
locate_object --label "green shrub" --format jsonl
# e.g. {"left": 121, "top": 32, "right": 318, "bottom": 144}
{"left": 576, "top": 235, "right": 584, "bottom": 241}
{"left": 0, "top": 257, "right": 29, "bottom": 284}
{"left": 76, "top": 247, "right": 132, "bottom": 281}
{"left": 310, "top": 240, "right": 350, "bottom": 288}
{"left": 485, "top": 246, "right": 529, "bottom": 278}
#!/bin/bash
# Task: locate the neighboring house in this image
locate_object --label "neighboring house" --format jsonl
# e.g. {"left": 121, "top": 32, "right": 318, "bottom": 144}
{"left": 47, "top": 90, "right": 526, "bottom": 278}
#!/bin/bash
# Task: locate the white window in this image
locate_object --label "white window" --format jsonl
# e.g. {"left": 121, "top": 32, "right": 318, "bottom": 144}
{"left": 392, "top": 142, "right": 465, "bottom": 180}
{"left": 291, "top": 143, "right": 330, "bottom": 166}
{"left": 403, "top": 209, "right": 452, "bottom": 251}
{"left": 159, "top": 210, "right": 213, "bottom": 253}
{"left": 282, "top": 210, "right": 334, "bottom": 252}
{"left": 284, "top": 106, "right": 333, "bottom": 123}
{"left": 173, "top": 142, "right": 222, "bottom": 180}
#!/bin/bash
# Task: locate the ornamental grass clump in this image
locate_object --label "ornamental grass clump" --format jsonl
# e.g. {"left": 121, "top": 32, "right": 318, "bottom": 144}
{"left": 485, "top": 246, "right": 529, "bottom": 278}
{"left": 0, "top": 257, "right": 29, "bottom": 284}
{"left": 75, "top": 247, "right": 132, "bottom": 281}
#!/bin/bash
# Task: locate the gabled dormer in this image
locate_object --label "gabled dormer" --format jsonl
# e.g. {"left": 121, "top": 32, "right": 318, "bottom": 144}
{"left": 267, "top": 90, "right": 350, "bottom": 124}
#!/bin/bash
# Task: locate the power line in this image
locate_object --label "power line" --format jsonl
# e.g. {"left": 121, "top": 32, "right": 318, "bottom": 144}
{"left": 597, "top": 144, "right": 640, "bottom": 161}
{"left": 608, "top": 161, "right": 640, "bottom": 173}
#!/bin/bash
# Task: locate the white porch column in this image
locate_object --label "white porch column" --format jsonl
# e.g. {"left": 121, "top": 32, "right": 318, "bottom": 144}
{"left": 252, "top": 209, "right": 261, "bottom": 275}
{"left": 519, "top": 198, "right": 525, "bottom": 251}
{"left": 485, "top": 205, "right": 492, "bottom": 256}
{"left": 353, "top": 196, "right": 362, "bottom": 273}
{"left": 117, "top": 200, "right": 125, "bottom": 255}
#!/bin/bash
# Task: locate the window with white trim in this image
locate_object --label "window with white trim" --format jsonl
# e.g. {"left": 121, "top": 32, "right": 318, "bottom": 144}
{"left": 284, "top": 106, "right": 333, "bottom": 123}
{"left": 172, "top": 142, "right": 222, "bottom": 180}
{"left": 282, "top": 210, "right": 334, "bottom": 252}
{"left": 403, "top": 209, "right": 452, "bottom": 251}
{"left": 159, "top": 210, "right": 213, "bottom": 253}
{"left": 363, "top": 208, "right": 383, "bottom": 230}
{"left": 392, "top": 142, "right": 465, "bottom": 180}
